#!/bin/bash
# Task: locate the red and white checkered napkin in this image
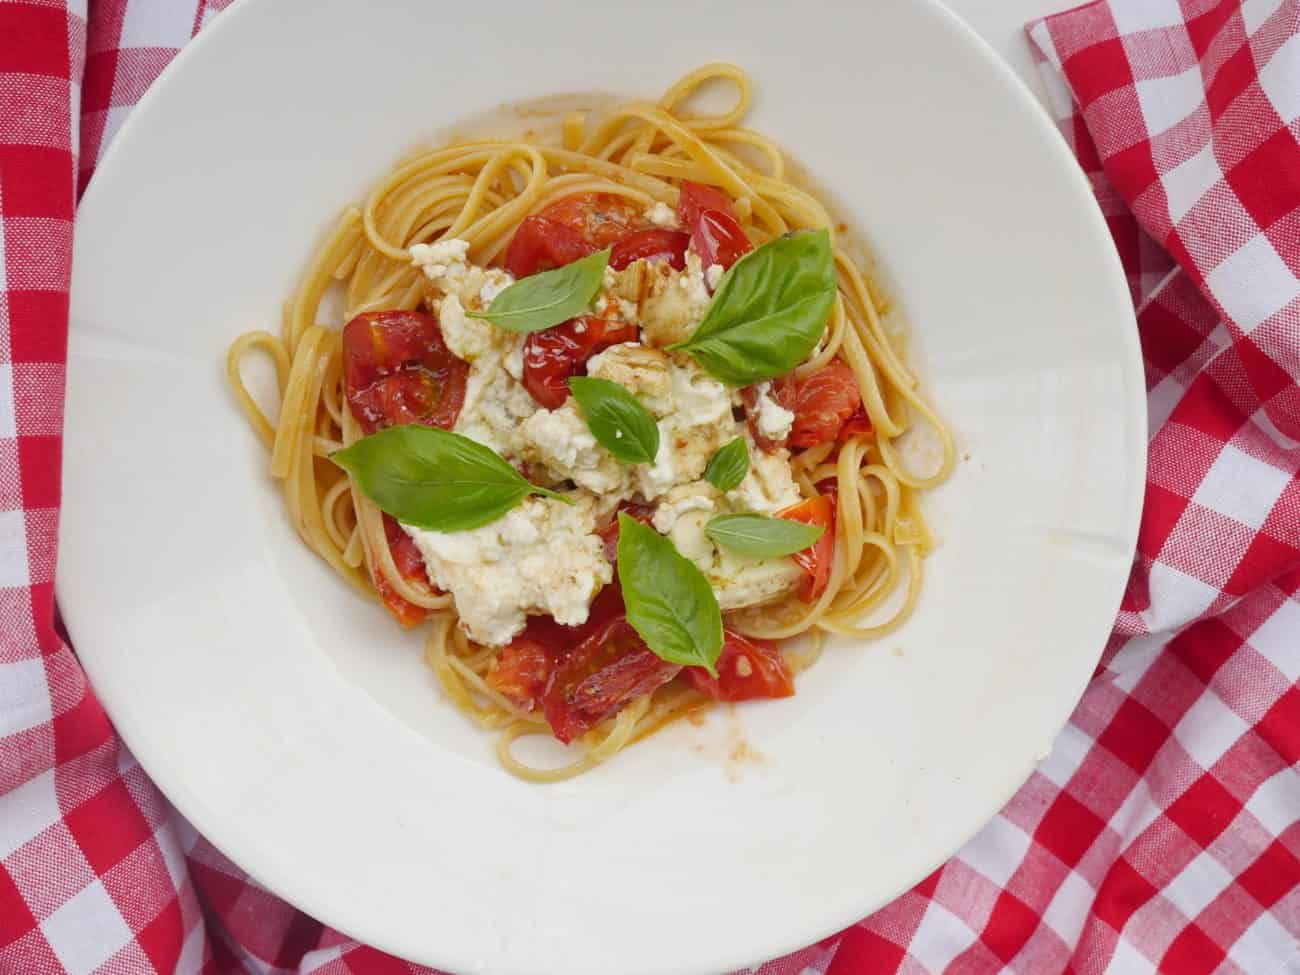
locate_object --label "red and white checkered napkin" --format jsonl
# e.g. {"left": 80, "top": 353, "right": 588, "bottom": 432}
{"left": 2, "top": 0, "right": 1298, "bottom": 972}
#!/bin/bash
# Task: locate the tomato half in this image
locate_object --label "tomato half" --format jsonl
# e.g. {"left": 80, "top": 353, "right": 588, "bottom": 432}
{"left": 686, "top": 631, "right": 795, "bottom": 702}
{"left": 342, "top": 310, "right": 468, "bottom": 435}
{"left": 372, "top": 514, "right": 436, "bottom": 628}
{"left": 779, "top": 494, "right": 835, "bottom": 603}
{"left": 521, "top": 316, "right": 638, "bottom": 409}
{"left": 502, "top": 216, "right": 595, "bottom": 278}
{"left": 542, "top": 617, "right": 680, "bottom": 744}
{"left": 787, "top": 360, "right": 863, "bottom": 449}
{"left": 676, "top": 181, "right": 753, "bottom": 271}
{"left": 538, "top": 192, "right": 648, "bottom": 249}
{"left": 609, "top": 228, "right": 690, "bottom": 271}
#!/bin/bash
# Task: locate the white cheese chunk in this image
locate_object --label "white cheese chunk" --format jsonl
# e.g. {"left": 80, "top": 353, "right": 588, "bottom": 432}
{"left": 586, "top": 343, "right": 674, "bottom": 416}
{"left": 706, "top": 263, "right": 725, "bottom": 290}
{"left": 727, "top": 434, "right": 803, "bottom": 514}
{"left": 645, "top": 201, "right": 678, "bottom": 228}
{"left": 522, "top": 406, "right": 629, "bottom": 496}
{"left": 405, "top": 496, "right": 612, "bottom": 646}
{"left": 753, "top": 381, "right": 795, "bottom": 442}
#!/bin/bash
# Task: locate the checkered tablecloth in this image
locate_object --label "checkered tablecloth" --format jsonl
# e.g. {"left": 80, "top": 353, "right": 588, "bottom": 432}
{"left": 2, "top": 0, "right": 1298, "bottom": 972}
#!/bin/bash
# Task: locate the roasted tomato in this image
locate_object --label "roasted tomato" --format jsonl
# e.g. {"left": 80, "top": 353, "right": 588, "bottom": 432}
{"left": 787, "top": 360, "right": 863, "bottom": 449}
{"left": 609, "top": 228, "right": 690, "bottom": 271}
{"left": 484, "top": 582, "right": 630, "bottom": 713}
{"left": 502, "top": 216, "right": 595, "bottom": 278}
{"left": 779, "top": 494, "right": 835, "bottom": 603}
{"left": 486, "top": 619, "right": 563, "bottom": 711}
{"left": 838, "top": 404, "right": 873, "bottom": 441}
{"left": 595, "top": 503, "right": 655, "bottom": 562}
{"left": 521, "top": 315, "right": 638, "bottom": 409}
{"left": 686, "top": 631, "right": 795, "bottom": 702}
{"left": 537, "top": 192, "right": 648, "bottom": 249}
{"left": 542, "top": 616, "right": 680, "bottom": 744}
{"left": 342, "top": 310, "right": 468, "bottom": 434}
{"left": 677, "top": 181, "right": 753, "bottom": 271}
{"left": 372, "top": 514, "right": 435, "bottom": 628}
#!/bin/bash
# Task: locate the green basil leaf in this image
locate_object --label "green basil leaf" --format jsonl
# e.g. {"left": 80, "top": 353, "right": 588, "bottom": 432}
{"left": 704, "top": 513, "right": 825, "bottom": 558}
{"left": 467, "top": 248, "right": 610, "bottom": 333}
{"left": 672, "top": 230, "right": 835, "bottom": 386}
{"left": 331, "top": 425, "right": 570, "bottom": 532}
{"left": 703, "top": 438, "right": 749, "bottom": 492}
{"left": 567, "top": 376, "right": 660, "bottom": 465}
{"left": 617, "top": 514, "right": 723, "bottom": 676}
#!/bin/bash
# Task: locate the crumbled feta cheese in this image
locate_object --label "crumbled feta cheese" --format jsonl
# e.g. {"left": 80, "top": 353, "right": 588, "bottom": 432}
{"left": 479, "top": 275, "right": 511, "bottom": 305}
{"left": 410, "top": 238, "right": 471, "bottom": 287}
{"left": 646, "top": 201, "right": 677, "bottom": 227}
{"left": 522, "top": 406, "right": 629, "bottom": 495}
{"left": 614, "top": 253, "right": 713, "bottom": 347}
{"left": 405, "top": 496, "right": 612, "bottom": 646}
{"left": 455, "top": 353, "right": 538, "bottom": 456}
{"left": 586, "top": 343, "right": 674, "bottom": 416}
{"left": 439, "top": 295, "right": 509, "bottom": 363}
{"left": 753, "top": 381, "right": 795, "bottom": 442}
{"left": 503, "top": 342, "right": 524, "bottom": 380}
{"left": 706, "top": 263, "right": 725, "bottom": 290}
{"left": 652, "top": 483, "right": 717, "bottom": 533}
{"left": 727, "top": 435, "right": 803, "bottom": 514}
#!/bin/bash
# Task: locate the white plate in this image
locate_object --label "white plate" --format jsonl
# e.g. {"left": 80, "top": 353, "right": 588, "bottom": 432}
{"left": 62, "top": 1, "right": 1145, "bottom": 972}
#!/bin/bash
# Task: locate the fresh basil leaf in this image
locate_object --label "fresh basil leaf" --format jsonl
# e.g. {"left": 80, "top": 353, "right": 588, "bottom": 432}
{"left": 705, "top": 513, "right": 825, "bottom": 558}
{"left": 467, "top": 248, "right": 610, "bottom": 333}
{"left": 331, "top": 425, "right": 570, "bottom": 532}
{"left": 617, "top": 514, "right": 723, "bottom": 676}
{"left": 703, "top": 438, "right": 749, "bottom": 492}
{"left": 672, "top": 230, "right": 835, "bottom": 386}
{"left": 567, "top": 376, "right": 660, "bottom": 465}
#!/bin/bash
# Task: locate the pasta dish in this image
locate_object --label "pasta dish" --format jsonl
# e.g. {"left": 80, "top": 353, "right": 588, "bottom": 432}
{"left": 227, "top": 64, "right": 953, "bottom": 781}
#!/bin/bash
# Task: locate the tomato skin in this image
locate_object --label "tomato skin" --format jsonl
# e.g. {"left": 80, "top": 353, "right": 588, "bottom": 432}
{"left": 677, "top": 181, "right": 735, "bottom": 227}
{"left": 595, "top": 503, "right": 655, "bottom": 563}
{"left": 838, "top": 404, "right": 873, "bottom": 441}
{"left": 486, "top": 627, "right": 556, "bottom": 711}
{"left": 521, "top": 316, "right": 638, "bottom": 409}
{"left": 342, "top": 311, "right": 468, "bottom": 435}
{"left": 692, "top": 209, "right": 753, "bottom": 271}
{"left": 687, "top": 631, "right": 795, "bottom": 702}
{"left": 538, "top": 192, "right": 648, "bottom": 249}
{"left": 676, "top": 182, "right": 753, "bottom": 272}
{"left": 787, "top": 360, "right": 863, "bottom": 449}
{"left": 780, "top": 494, "right": 836, "bottom": 603}
{"left": 542, "top": 617, "right": 680, "bottom": 744}
{"left": 609, "top": 228, "right": 690, "bottom": 271}
{"left": 372, "top": 514, "right": 435, "bottom": 628}
{"left": 502, "top": 216, "right": 595, "bottom": 278}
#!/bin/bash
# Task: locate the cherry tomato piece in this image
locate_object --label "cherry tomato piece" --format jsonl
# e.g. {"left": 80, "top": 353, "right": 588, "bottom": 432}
{"left": 691, "top": 209, "right": 753, "bottom": 271}
{"left": 787, "top": 360, "right": 863, "bottom": 449}
{"left": 677, "top": 181, "right": 737, "bottom": 227}
{"left": 838, "top": 404, "right": 873, "bottom": 441}
{"left": 521, "top": 316, "right": 638, "bottom": 409}
{"left": 486, "top": 626, "right": 557, "bottom": 712}
{"left": 686, "top": 631, "right": 795, "bottom": 702}
{"left": 609, "top": 228, "right": 691, "bottom": 271}
{"left": 342, "top": 311, "right": 468, "bottom": 434}
{"left": 502, "top": 216, "right": 595, "bottom": 278}
{"left": 371, "top": 514, "right": 436, "bottom": 628}
{"left": 740, "top": 376, "right": 797, "bottom": 451}
{"left": 542, "top": 617, "right": 680, "bottom": 744}
{"left": 779, "top": 494, "right": 835, "bottom": 603}
{"left": 538, "top": 192, "right": 648, "bottom": 249}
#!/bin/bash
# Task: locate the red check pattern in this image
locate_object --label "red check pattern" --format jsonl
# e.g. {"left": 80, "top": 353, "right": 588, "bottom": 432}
{"left": 1, "top": 1, "right": 1298, "bottom": 972}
